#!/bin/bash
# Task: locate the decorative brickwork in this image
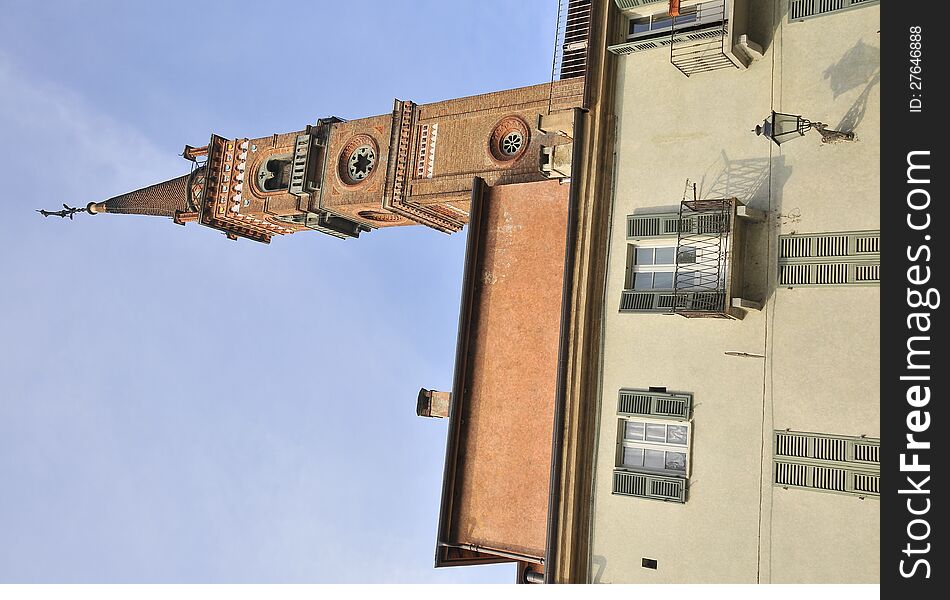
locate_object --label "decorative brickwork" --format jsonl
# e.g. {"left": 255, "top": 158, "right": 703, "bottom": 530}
{"left": 358, "top": 210, "right": 401, "bottom": 222}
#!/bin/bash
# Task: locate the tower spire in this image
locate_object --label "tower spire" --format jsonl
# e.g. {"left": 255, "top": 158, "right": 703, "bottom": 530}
{"left": 84, "top": 173, "right": 196, "bottom": 218}
{"left": 38, "top": 172, "right": 198, "bottom": 224}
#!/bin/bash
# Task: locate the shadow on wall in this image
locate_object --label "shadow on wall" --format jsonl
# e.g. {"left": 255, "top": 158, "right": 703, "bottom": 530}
{"left": 823, "top": 40, "right": 880, "bottom": 99}
{"left": 695, "top": 151, "right": 791, "bottom": 306}
{"left": 746, "top": 0, "right": 779, "bottom": 53}
{"left": 741, "top": 155, "right": 792, "bottom": 306}
{"left": 590, "top": 554, "right": 607, "bottom": 583}
{"left": 823, "top": 39, "right": 881, "bottom": 134}
{"left": 834, "top": 70, "right": 879, "bottom": 133}
{"left": 699, "top": 151, "right": 771, "bottom": 211}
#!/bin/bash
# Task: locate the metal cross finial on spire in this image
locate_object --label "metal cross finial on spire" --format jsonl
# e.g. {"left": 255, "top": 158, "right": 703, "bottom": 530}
{"left": 36, "top": 204, "right": 86, "bottom": 220}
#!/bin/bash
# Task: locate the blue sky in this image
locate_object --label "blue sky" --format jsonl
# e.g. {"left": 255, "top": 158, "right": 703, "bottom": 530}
{"left": 0, "top": 0, "right": 557, "bottom": 583}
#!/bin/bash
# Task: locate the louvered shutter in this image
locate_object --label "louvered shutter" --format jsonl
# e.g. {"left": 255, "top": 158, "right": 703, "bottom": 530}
{"left": 788, "top": 0, "right": 879, "bottom": 22}
{"left": 627, "top": 212, "right": 695, "bottom": 239}
{"left": 608, "top": 38, "right": 671, "bottom": 55}
{"left": 619, "top": 389, "right": 692, "bottom": 420}
{"left": 772, "top": 431, "right": 879, "bottom": 498}
{"left": 773, "top": 461, "right": 880, "bottom": 496}
{"left": 612, "top": 470, "right": 687, "bottom": 503}
{"left": 619, "top": 290, "right": 726, "bottom": 313}
{"left": 288, "top": 134, "right": 312, "bottom": 196}
{"left": 614, "top": 0, "right": 666, "bottom": 10}
{"left": 778, "top": 230, "right": 880, "bottom": 286}
{"left": 774, "top": 430, "right": 880, "bottom": 466}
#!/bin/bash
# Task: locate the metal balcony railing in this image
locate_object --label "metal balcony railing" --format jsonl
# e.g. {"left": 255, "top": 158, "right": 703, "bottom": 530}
{"left": 670, "top": 0, "right": 736, "bottom": 76}
{"left": 672, "top": 198, "right": 732, "bottom": 316}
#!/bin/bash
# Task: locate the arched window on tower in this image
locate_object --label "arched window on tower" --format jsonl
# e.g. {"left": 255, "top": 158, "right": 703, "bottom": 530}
{"left": 256, "top": 153, "right": 294, "bottom": 192}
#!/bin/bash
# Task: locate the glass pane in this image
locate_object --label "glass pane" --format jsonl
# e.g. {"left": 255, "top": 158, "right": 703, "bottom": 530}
{"left": 630, "top": 18, "right": 651, "bottom": 35}
{"left": 624, "top": 421, "right": 646, "bottom": 441}
{"left": 675, "top": 7, "right": 698, "bottom": 25}
{"left": 667, "top": 425, "right": 688, "bottom": 445}
{"left": 622, "top": 447, "right": 644, "bottom": 468}
{"left": 633, "top": 272, "right": 653, "bottom": 290}
{"left": 665, "top": 452, "right": 687, "bottom": 472}
{"left": 635, "top": 247, "right": 654, "bottom": 265}
{"left": 653, "top": 271, "right": 674, "bottom": 290}
{"left": 645, "top": 423, "right": 666, "bottom": 443}
{"left": 652, "top": 16, "right": 673, "bottom": 30}
{"left": 644, "top": 449, "right": 665, "bottom": 470}
{"left": 678, "top": 247, "right": 697, "bottom": 264}
{"left": 654, "top": 247, "right": 675, "bottom": 265}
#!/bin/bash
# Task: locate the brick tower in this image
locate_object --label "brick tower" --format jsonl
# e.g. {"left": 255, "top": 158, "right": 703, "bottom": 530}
{"left": 51, "top": 80, "right": 583, "bottom": 244}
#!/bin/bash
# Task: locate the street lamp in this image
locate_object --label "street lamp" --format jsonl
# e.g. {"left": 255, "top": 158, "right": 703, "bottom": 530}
{"left": 753, "top": 110, "right": 854, "bottom": 145}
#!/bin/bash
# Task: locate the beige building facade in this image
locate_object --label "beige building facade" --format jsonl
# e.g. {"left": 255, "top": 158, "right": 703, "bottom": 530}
{"left": 587, "top": 0, "right": 880, "bottom": 583}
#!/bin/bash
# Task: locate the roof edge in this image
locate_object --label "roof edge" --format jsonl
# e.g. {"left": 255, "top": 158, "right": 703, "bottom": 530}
{"left": 434, "top": 177, "right": 487, "bottom": 566}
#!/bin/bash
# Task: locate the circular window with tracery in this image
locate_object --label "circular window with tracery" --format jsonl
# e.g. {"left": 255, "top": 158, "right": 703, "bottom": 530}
{"left": 338, "top": 135, "right": 379, "bottom": 185}
{"left": 488, "top": 116, "right": 530, "bottom": 163}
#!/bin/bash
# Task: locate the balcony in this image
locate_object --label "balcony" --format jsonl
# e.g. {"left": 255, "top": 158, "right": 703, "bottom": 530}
{"left": 669, "top": 1, "right": 735, "bottom": 76}
{"left": 620, "top": 198, "right": 761, "bottom": 319}
{"left": 608, "top": 0, "right": 758, "bottom": 76}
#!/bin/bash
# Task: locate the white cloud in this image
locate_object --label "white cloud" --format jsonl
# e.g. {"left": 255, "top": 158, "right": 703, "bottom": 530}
{"left": 0, "top": 53, "right": 182, "bottom": 202}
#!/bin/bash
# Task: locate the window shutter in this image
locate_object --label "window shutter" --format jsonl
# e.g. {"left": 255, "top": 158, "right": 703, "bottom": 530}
{"left": 773, "top": 461, "right": 880, "bottom": 496}
{"left": 619, "top": 389, "right": 692, "bottom": 420}
{"left": 626, "top": 212, "right": 694, "bottom": 239}
{"left": 772, "top": 431, "right": 879, "bottom": 498}
{"left": 788, "top": 0, "right": 879, "bottom": 22}
{"left": 614, "top": 0, "right": 666, "bottom": 11}
{"left": 777, "top": 231, "right": 880, "bottom": 287}
{"left": 608, "top": 38, "right": 671, "bottom": 55}
{"left": 288, "top": 134, "right": 312, "bottom": 196}
{"left": 774, "top": 431, "right": 880, "bottom": 467}
{"left": 612, "top": 470, "right": 687, "bottom": 503}
{"left": 619, "top": 290, "right": 726, "bottom": 313}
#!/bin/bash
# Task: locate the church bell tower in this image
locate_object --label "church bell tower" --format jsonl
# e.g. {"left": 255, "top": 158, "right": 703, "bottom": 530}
{"left": 43, "top": 80, "right": 583, "bottom": 244}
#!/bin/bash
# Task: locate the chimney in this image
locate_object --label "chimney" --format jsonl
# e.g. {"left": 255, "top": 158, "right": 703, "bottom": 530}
{"left": 417, "top": 388, "right": 451, "bottom": 419}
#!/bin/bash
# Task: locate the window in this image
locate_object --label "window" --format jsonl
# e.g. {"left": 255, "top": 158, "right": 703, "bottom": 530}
{"left": 488, "top": 116, "right": 531, "bottom": 163}
{"left": 627, "top": 5, "right": 699, "bottom": 41}
{"left": 337, "top": 134, "right": 380, "bottom": 186}
{"left": 256, "top": 154, "right": 293, "bottom": 192}
{"left": 612, "top": 388, "right": 692, "bottom": 503}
